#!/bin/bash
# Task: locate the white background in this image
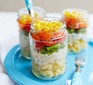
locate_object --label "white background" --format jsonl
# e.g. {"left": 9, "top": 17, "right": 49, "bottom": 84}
{"left": 0, "top": 0, "right": 93, "bottom": 13}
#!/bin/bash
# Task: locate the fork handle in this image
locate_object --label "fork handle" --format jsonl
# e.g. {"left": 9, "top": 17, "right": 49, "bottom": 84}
{"left": 71, "top": 72, "right": 81, "bottom": 85}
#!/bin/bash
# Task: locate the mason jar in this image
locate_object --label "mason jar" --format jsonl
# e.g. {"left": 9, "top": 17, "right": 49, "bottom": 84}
{"left": 17, "top": 7, "right": 46, "bottom": 59}
{"left": 62, "top": 9, "right": 88, "bottom": 54}
{"left": 29, "top": 17, "right": 68, "bottom": 80}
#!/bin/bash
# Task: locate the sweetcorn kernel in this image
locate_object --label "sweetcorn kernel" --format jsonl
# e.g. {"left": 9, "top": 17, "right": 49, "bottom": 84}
{"left": 65, "top": 11, "right": 71, "bottom": 18}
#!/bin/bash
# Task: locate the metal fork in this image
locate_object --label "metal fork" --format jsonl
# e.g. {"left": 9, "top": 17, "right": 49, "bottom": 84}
{"left": 71, "top": 54, "right": 86, "bottom": 85}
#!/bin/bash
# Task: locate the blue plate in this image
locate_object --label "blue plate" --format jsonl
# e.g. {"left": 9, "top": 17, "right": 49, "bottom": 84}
{"left": 4, "top": 43, "right": 93, "bottom": 85}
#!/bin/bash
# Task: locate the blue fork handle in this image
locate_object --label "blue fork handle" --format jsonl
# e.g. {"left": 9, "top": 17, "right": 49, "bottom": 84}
{"left": 25, "top": 0, "right": 33, "bottom": 10}
{"left": 71, "top": 72, "right": 81, "bottom": 85}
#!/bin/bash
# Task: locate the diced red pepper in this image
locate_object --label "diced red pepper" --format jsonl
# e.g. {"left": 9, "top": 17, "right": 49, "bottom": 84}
{"left": 35, "top": 42, "right": 45, "bottom": 50}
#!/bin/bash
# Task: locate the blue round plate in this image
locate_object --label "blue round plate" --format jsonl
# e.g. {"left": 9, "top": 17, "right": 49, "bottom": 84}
{"left": 4, "top": 43, "right": 93, "bottom": 85}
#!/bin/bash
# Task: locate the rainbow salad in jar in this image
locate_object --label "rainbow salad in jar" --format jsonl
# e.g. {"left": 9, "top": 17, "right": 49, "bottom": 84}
{"left": 63, "top": 9, "right": 88, "bottom": 53}
{"left": 17, "top": 7, "right": 46, "bottom": 59}
{"left": 29, "top": 18, "right": 68, "bottom": 80}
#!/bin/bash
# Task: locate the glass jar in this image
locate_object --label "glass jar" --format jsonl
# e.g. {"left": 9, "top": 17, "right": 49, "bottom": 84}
{"left": 62, "top": 9, "right": 88, "bottom": 54}
{"left": 17, "top": 7, "right": 46, "bottom": 59}
{"left": 29, "top": 17, "right": 68, "bottom": 80}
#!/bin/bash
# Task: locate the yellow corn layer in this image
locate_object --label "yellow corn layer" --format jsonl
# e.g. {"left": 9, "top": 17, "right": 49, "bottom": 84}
{"left": 33, "top": 20, "right": 63, "bottom": 32}
{"left": 65, "top": 10, "right": 85, "bottom": 19}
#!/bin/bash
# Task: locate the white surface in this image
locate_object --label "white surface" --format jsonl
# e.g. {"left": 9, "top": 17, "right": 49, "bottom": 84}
{"left": 0, "top": 73, "right": 14, "bottom": 85}
{"left": 0, "top": 12, "right": 93, "bottom": 85}
{"left": 0, "top": 12, "right": 18, "bottom": 85}
{"left": 0, "top": 63, "right": 5, "bottom": 73}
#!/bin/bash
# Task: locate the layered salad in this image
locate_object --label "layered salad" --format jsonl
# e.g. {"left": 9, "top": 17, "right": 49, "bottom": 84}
{"left": 63, "top": 9, "right": 88, "bottom": 53}
{"left": 29, "top": 18, "right": 68, "bottom": 80}
{"left": 18, "top": 14, "right": 32, "bottom": 58}
{"left": 17, "top": 7, "right": 46, "bottom": 59}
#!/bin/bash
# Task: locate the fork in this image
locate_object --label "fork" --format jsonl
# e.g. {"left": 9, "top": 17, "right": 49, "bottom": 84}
{"left": 71, "top": 54, "right": 86, "bottom": 85}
